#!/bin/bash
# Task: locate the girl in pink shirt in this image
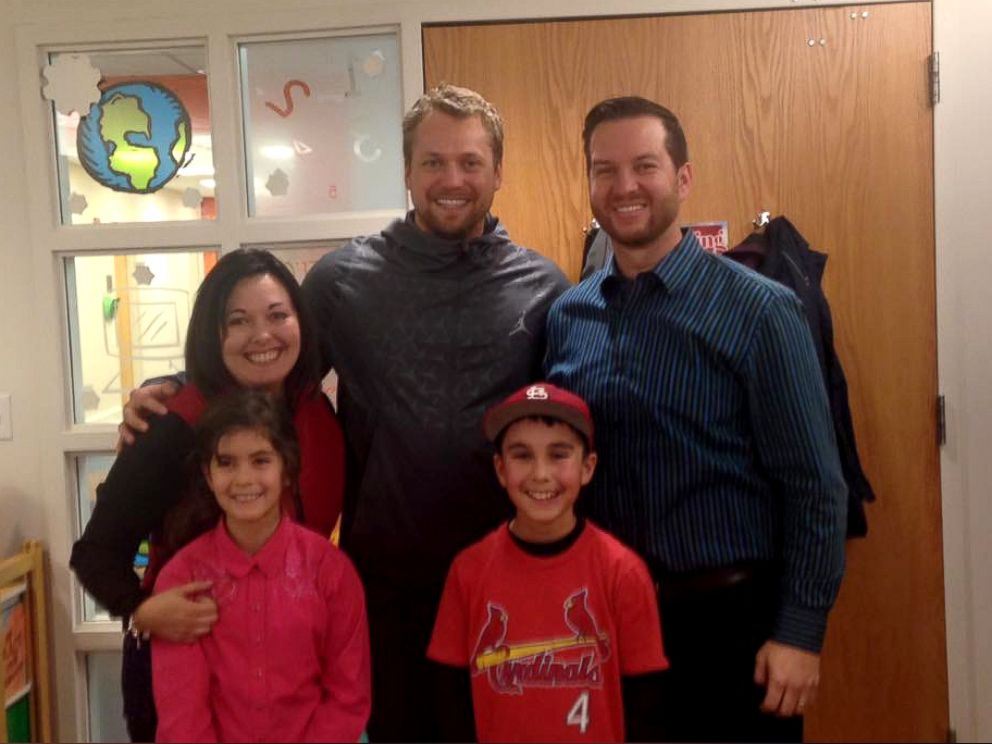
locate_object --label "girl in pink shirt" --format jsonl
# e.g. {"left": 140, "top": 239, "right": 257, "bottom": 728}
{"left": 152, "top": 389, "right": 370, "bottom": 743}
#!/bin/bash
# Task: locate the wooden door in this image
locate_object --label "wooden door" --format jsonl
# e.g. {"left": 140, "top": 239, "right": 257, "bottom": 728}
{"left": 425, "top": 3, "right": 944, "bottom": 741}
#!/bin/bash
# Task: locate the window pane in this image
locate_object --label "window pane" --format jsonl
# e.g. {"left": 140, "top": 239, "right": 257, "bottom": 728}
{"left": 74, "top": 453, "right": 149, "bottom": 625}
{"left": 74, "top": 453, "right": 117, "bottom": 623}
{"left": 65, "top": 250, "right": 217, "bottom": 425}
{"left": 85, "top": 652, "right": 127, "bottom": 743}
{"left": 240, "top": 34, "right": 405, "bottom": 217}
{"left": 48, "top": 47, "right": 215, "bottom": 225}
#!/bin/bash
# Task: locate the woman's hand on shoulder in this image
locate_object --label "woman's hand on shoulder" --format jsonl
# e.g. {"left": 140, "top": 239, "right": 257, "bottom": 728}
{"left": 133, "top": 580, "right": 218, "bottom": 643}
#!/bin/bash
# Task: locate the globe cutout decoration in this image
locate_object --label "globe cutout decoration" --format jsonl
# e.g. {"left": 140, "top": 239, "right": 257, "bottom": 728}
{"left": 76, "top": 82, "right": 192, "bottom": 194}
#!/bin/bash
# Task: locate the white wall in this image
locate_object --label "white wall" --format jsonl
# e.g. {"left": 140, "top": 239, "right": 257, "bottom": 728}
{"left": 0, "top": 7, "right": 44, "bottom": 558}
{"left": 1, "top": 11, "right": 77, "bottom": 735}
{"left": 934, "top": 0, "right": 992, "bottom": 740}
{"left": 1, "top": 0, "right": 989, "bottom": 740}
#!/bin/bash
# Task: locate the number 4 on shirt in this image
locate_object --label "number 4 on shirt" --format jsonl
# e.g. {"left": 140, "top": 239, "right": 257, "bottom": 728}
{"left": 566, "top": 691, "right": 590, "bottom": 734}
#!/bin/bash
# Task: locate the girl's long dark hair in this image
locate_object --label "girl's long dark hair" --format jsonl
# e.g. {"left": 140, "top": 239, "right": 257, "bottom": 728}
{"left": 163, "top": 389, "right": 301, "bottom": 556}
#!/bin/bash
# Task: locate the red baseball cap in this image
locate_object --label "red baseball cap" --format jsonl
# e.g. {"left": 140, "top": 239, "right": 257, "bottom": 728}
{"left": 483, "top": 382, "right": 594, "bottom": 447}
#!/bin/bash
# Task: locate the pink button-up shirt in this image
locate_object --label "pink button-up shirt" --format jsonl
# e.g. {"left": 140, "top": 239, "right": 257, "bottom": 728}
{"left": 152, "top": 517, "right": 370, "bottom": 743}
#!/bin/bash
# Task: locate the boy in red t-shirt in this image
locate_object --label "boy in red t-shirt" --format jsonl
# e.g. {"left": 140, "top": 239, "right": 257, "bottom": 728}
{"left": 427, "top": 382, "right": 668, "bottom": 742}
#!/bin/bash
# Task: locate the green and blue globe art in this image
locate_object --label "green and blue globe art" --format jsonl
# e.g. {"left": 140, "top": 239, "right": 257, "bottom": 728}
{"left": 76, "top": 82, "right": 191, "bottom": 194}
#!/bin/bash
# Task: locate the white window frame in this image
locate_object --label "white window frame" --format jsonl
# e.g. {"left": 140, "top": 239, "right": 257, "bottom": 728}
{"left": 15, "top": 7, "right": 419, "bottom": 739}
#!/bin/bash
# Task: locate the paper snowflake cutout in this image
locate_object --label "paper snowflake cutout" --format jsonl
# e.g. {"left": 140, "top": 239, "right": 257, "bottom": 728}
{"left": 68, "top": 192, "right": 88, "bottom": 215}
{"left": 266, "top": 168, "right": 289, "bottom": 197}
{"left": 182, "top": 188, "right": 203, "bottom": 209}
{"left": 42, "top": 54, "right": 102, "bottom": 116}
{"left": 362, "top": 51, "right": 386, "bottom": 78}
{"left": 81, "top": 385, "right": 100, "bottom": 411}
{"left": 132, "top": 264, "right": 155, "bottom": 286}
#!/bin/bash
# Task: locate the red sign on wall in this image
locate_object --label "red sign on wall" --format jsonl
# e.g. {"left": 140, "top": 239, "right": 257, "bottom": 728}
{"left": 686, "top": 221, "right": 730, "bottom": 254}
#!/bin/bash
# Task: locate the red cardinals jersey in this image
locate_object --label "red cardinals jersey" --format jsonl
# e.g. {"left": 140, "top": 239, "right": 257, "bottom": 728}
{"left": 428, "top": 522, "right": 667, "bottom": 742}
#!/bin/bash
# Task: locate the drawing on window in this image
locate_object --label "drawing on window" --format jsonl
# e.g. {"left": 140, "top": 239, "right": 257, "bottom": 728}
{"left": 47, "top": 47, "right": 215, "bottom": 225}
{"left": 76, "top": 82, "right": 192, "bottom": 194}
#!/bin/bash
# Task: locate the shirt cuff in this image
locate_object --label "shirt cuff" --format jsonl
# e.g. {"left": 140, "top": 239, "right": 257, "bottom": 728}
{"left": 773, "top": 603, "right": 829, "bottom": 653}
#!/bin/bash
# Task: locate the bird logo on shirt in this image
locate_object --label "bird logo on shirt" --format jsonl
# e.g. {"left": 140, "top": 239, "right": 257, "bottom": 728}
{"left": 564, "top": 589, "right": 611, "bottom": 662}
{"left": 471, "top": 588, "right": 608, "bottom": 694}
{"left": 472, "top": 603, "right": 510, "bottom": 662}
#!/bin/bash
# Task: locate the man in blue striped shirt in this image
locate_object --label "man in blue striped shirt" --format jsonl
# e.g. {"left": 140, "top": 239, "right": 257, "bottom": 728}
{"left": 545, "top": 97, "right": 847, "bottom": 742}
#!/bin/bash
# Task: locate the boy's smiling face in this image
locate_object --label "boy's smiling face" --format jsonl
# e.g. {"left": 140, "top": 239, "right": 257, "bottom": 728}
{"left": 494, "top": 418, "right": 597, "bottom": 543}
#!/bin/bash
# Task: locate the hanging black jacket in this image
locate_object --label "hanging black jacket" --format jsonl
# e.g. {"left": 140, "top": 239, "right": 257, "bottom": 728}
{"left": 728, "top": 216, "right": 874, "bottom": 537}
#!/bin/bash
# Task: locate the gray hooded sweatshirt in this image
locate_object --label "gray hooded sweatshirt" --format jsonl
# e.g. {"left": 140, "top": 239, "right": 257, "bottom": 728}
{"left": 302, "top": 212, "right": 571, "bottom": 592}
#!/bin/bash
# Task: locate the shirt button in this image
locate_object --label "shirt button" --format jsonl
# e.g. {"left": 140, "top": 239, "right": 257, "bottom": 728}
{"left": 251, "top": 603, "right": 261, "bottom": 612}
{"left": 254, "top": 634, "right": 263, "bottom": 644}
{"left": 255, "top": 669, "right": 263, "bottom": 679}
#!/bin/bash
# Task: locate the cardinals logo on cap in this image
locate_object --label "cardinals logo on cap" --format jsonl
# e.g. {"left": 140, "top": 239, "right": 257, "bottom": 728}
{"left": 484, "top": 381, "right": 595, "bottom": 446}
{"left": 525, "top": 385, "right": 550, "bottom": 401}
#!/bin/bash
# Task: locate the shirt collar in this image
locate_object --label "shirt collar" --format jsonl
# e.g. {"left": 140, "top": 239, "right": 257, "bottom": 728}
{"left": 600, "top": 228, "right": 704, "bottom": 301}
{"left": 210, "top": 514, "right": 293, "bottom": 579}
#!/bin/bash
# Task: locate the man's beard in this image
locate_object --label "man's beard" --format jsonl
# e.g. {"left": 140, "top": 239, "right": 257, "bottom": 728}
{"left": 595, "top": 198, "right": 679, "bottom": 250}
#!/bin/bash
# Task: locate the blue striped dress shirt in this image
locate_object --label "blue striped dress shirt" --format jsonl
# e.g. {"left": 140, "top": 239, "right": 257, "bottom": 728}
{"left": 544, "top": 229, "right": 846, "bottom": 652}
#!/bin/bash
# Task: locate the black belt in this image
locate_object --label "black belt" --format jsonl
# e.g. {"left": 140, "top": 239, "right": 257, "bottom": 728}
{"left": 652, "top": 561, "right": 773, "bottom": 603}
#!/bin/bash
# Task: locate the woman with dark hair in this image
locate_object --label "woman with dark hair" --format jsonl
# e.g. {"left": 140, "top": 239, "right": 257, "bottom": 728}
{"left": 70, "top": 248, "right": 345, "bottom": 742}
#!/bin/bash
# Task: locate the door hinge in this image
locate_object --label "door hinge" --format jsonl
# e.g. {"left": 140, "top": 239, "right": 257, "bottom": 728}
{"left": 929, "top": 52, "right": 941, "bottom": 106}
{"left": 937, "top": 394, "right": 946, "bottom": 447}
{"left": 947, "top": 725, "right": 956, "bottom": 743}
